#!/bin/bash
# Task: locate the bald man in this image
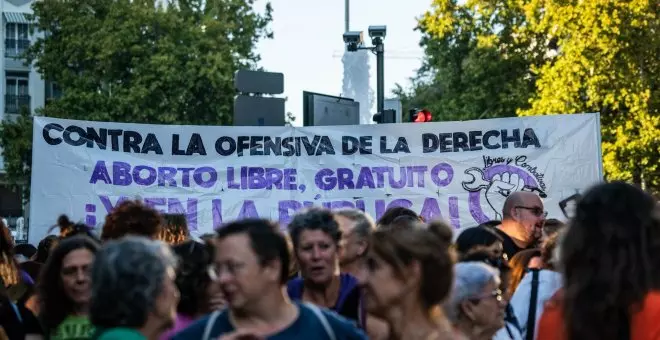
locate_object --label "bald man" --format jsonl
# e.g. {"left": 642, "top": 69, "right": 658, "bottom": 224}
{"left": 495, "top": 191, "right": 547, "bottom": 259}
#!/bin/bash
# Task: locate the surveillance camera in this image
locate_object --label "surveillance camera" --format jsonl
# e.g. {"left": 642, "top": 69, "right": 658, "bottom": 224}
{"left": 342, "top": 31, "right": 363, "bottom": 44}
{"left": 368, "top": 25, "right": 387, "bottom": 39}
{"left": 343, "top": 31, "right": 363, "bottom": 52}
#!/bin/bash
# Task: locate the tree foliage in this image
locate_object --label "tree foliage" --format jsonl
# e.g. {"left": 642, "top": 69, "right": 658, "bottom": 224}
{"left": 404, "top": 0, "right": 659, "bottom": 192}
{"left": 0, "top": 108, "right": 33, "bottom": 200}
{"left": 285, "top": 111, "right": 295, "bottom": 126}
{"left": 395, "top": 0, "right": 548, "bottom": 121}
{"left": 518, "top": 0, "right": 659, "bottom": 191}
{"left": 0, "top": 0, "right": 272, "bottom": 191}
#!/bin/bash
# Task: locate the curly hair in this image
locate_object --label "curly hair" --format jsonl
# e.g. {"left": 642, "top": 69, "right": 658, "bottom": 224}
{"left": 288, "top": 207, "right": 341, "bottom": 250}
{"left": 370, "top": 219, "right": 454, "bottom": 310}
{"left": 160, "top": 214, "right": 189, "bottom": 245}
{"left": 562, "top": 182, "right": 660, "bottom": 340}
{"left": 172, "top": 240, "right": 214, "bottom": 316}
{"left": 101, "top": 200, "right": 164, "bottom": 241}
{"left": 38, "top": 235, "right": 100, "bottom": 333}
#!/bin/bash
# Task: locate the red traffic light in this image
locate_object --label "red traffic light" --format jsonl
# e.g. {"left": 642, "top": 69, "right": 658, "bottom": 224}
{"left": 411, "top": 109, "right": 432, "bottom": 122}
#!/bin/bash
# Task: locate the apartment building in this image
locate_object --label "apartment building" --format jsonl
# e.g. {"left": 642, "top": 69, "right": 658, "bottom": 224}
{"left": 0, "top": 0, "right": 52, "bottom": 238}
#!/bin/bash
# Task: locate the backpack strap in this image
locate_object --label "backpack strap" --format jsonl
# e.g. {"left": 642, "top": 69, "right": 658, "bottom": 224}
{"left": 526, "top": 269, "right": 540, "bottom": 340}
{"left": 304, "top": 303, "right": 337, "bottom": 340}
{"left": 202, "top": 309, "right": 224, "bottom": 340}
{"left": 9, "top": 302, "right": 22, "bottom": 323}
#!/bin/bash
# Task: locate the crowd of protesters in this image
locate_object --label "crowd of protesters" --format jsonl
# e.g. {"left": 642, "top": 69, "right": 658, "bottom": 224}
{"left": 0, "top": 180, "right": 659, "bottom": 339}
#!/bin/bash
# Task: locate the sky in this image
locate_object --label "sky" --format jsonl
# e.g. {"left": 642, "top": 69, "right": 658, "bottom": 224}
{"left": 253, "top": 0, "right": 432, "bottom": 125}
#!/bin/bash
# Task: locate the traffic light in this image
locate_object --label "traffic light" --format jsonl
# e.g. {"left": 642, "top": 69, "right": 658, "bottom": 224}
{"left": 409, "top": 108, "right": 432, "bottom": 123}
{"left": 373, "top": 109, "right": 396, "bottom": 124}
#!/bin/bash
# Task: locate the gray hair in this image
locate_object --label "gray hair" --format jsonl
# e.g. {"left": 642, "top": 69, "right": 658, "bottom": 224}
{"left": 444, "top": 262, "right": 500, "bottom": 323}
{"left": 334, "top": 208, "right": 375, "bottom": 239}
{"left": 90, "top": 236, "right": 178, "bottom": 328}
{"left": 288, "top": 207, "right": 341, "bottom": 249}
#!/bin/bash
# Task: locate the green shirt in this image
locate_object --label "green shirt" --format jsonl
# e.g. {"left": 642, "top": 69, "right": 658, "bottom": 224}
{"left": 95, "top": 328, "right": 146, "bottom": 340}
{"left": 52, "top": 315, "right": 95, "bottom": 340}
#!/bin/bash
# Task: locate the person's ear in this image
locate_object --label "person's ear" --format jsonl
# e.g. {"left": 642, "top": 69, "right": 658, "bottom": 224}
{"left": 355, "top": 238, "right": 368, "bottom": 257}
{"left": 460, "top": 300, "right": 478, "bottom": 321}
{"left": 263, "top": 259, "right": 282, "bottom": 283}
{"left": 403, "top": 260, "right": 422, "bottom": 290}
{"left": 511, "top": 207, "right": 522, "bottom": 221}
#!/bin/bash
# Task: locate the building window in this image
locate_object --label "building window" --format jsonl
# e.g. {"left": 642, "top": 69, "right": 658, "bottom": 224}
{"left": 5, "top": 71, "right": 30, "bottom": 114}
{"left": 5, "top": 23, "right": 29, "bottom": 58}
{"left": 45, "top": 80, "right": 63, "bottom": 104}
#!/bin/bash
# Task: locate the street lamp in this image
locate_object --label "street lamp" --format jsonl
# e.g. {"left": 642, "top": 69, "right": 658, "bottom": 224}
{"left": 342, "top": 25, "right": 387, "bottom": 124}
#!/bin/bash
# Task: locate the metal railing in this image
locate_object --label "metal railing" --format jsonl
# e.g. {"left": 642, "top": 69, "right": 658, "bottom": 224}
{"left": 5, "top": 39, "right": 30, "bottom": 57}
{"left": 4, "top": 94, "right": 31, "bottom": 114}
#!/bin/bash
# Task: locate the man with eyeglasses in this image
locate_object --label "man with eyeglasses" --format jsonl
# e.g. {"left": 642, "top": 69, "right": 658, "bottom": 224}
{"left": 172, "top": 219, "right": 367, "bottom": 340}
{"left": 495, "top": 191, "right": 547, "bottom": 259}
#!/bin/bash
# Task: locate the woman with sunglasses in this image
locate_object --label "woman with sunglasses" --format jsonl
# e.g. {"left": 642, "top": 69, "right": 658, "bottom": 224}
{"left": 445, "top": 262, "right": 507, "bottom": 340}
{"left": 460, "top": 251, "right": 522, "bottom": 340}
{"left": 161, "top": 240, "right": 225, "bottom": 339}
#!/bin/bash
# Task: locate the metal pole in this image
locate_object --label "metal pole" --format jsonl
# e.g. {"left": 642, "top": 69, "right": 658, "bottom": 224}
{"left": 376, "top": 40, "right": 385, "bottom": 115}
{"left": 344, "top": 0, "right": 349, "bottom": 32}
{"left": 0, "top": 0, "right": 5, "bottom": 118}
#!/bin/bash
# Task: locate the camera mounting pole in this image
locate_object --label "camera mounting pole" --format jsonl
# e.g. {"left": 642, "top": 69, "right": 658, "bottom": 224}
{"left": 373, "top": 37, "right": 384, "bottom": 117}
{"left": 345, "top": 0, "right": 349, "bottom": 32}
{"left": 342, "top": 25, "right": 387, "bottom": 124}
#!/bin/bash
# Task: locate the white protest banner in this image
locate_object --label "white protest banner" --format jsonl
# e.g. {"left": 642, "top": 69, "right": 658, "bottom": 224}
{"left": 29, "top": 114, "right": 602, "bottom": 244}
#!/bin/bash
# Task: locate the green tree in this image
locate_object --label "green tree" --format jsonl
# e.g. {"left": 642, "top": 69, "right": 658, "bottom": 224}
{"left": 518, "top": 0, "right": 659, "bottom": 192}
{"left": 406, "top": 0, "right": 659, "bottom": 192}
{"left": 285, "top": 111, "right": 296, "bottom": 126}
{"left": 0, "top": 107, "right": 33, "bottom": 200}
{"left": 0, "top": 0, "right": 272, "bottom": 191}
{"left": 396, "top": 0, "right": 548, "bottom": 122}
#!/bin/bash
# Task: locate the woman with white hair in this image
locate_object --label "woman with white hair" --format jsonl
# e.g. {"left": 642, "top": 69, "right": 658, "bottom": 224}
{"left": 445, "top": 262, "right": 507, "bottom": 340}
{"left": 89, "top": 237, "right": 180, "bottom": 340}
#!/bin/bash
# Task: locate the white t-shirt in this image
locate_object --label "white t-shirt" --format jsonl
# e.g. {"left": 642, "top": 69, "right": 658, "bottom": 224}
{"left": 510, "top": 270, "right": 563, "bottom": 340}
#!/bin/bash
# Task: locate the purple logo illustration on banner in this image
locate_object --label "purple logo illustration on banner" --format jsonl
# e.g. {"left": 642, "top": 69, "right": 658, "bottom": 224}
{"left": 462, "top": 155, "right": 547, "bottom": 223}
